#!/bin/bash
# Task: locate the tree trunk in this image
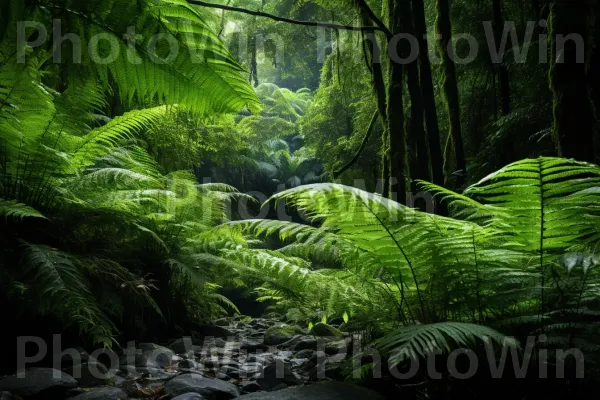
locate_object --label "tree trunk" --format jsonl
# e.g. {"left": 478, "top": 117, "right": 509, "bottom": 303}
{"left": 412, "top": 0, "right": 444, "bottom": 187}
{"left": 492, "top": 0, "right": 510, "bottom": 116}
{"left": 436, "top": 0, "right": 466, "bottom": 185}
{"left": 387, "top": 0, "right": 407, "bottom": 200}
{"left": 549, "top": 0, "right": 595, "bottom": 162}
{"left": 399, "top": 0, "right": 430, "bottom": 184}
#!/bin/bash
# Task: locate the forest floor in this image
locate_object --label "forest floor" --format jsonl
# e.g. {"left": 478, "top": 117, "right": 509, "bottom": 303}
{"left": 0, "top": 314, "right": 384, "bottom": 399}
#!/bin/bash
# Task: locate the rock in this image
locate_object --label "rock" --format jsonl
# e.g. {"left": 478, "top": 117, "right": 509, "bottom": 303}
{"left": 63, "top": 361, "right": 113, "bottom": 387}
{"left": 215, "top": 318, "right": 231, "bottom": 327}
{"left": 324, "top": 340, "right": 349, "bottom": 355}
{"left": 179, "top": 359, "right": 200, "bottom": 369}
{"left": 264, "top": 325, "right": 304, "bottom": 346}
{"left": 239, "top": 381, "right": 262, "bottom": 393}
{"left": 0, "top": 368, "right": 77, "bottom": 398}
{"left": 169, "top": 338, "right": 195, "bottom": 355}
{"left": 240, "top": 339, "right": 267, "bottom": 351}
{"left": 163, "top": 373, "right": 240, "bottom": 399}
{"left": 278, "top": 336, "right": 317, "bottom": 351}
{"left": 256, "top": 362, "right": 300, "bottom": 391}
{"left": 70, "top": 387, "right": 129, "bottom": 400}
{"left": 310, "top": 323, "right": 343, "bottom": 338}
{"left": 193, "top": 324, "right": 234, "bottom": 339}
{"left": 172, "top": 393, "right": 207, "bottom": 400}
{"left": 237, "top": 381, "right": 385, "bottom": 399}
{"left": 52, "top": 346, "right": 91, "bottom": 368}
{"left": 294, "top": 350, "right": 314, "bottom": 359}
{"left": 0, "top": 392, "right": 11, "bottom": 400}
{"left": 136, "top": 345, "right": 174, "bottom": 368}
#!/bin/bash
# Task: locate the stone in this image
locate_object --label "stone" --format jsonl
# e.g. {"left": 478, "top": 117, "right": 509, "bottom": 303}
{"left": 70, "top": 387, "right": 129, "bottom": 400}
{"left": 278, "top": 336, "right": 316, "bottom": 351}
{"left": 136, "top": 346, "right": 174, "bottom": 368}
{"left": 163, "top": 373, "right": 240, "bottom": 399}
{"left": 324, "top": 340, "right": 349, "bottom": 355}
{"left": 310, "top": 323, "right": 343, "bottom": 338}
{"left": 256, "top": 362, "right": 300, "bottom": 391}
{"left": 169, "top": 338, "right": 195, "bottom": 355}
{"left": 294, "top": 350, "right": 314, "bottom": 359}
{"left": 240, "top": 339, "right": 267, "bottom": 351}
{"left": 215, "top": 318, "right": 231, "bottom": 327}
{"left": 172, "top": 393, "right": 207, "bottom": 400}
{"left": 239, "top": 381, "right": 262, "bottom": 393}
{"left": 63, "top": 361, "right": 113, "bottom": 387}
{"left": 237, "top": 381, "right": 385, "bottom": 400}
{"left": 0, "top": 392, "right": 11, "bottom": 400}
{"left": 194, "top": 324, "right": 234, "bottom": 339}
{"left": 264, "top": 325, "right": 304, "bottom": 346}
{"left": 0, "top": 368, "right": 77, "bottom": 398}
{"left": 179, "top": 359, "right": 200, "bottom": 369}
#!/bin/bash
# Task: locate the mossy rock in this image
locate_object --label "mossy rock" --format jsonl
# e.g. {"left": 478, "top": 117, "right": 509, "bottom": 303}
{"left": 264, "top": 324, "right": 305, "bottom": 345}
{"left": 311, "top": 322, "right": 343, "bottom": 338}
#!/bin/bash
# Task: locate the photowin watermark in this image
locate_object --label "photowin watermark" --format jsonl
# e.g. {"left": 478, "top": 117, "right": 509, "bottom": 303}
{"left": 16, "top": 18, "right": 586, "bottom": 66}
{"left": 12, "top": 334, "right": 584, "bottom": 381}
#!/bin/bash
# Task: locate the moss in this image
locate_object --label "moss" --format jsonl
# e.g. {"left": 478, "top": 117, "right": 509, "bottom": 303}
{"left": 311, "top": 322, "right": 343, "bottom": 338}
{"left": 264, "top": 324, "right": 305, "bottom": 345}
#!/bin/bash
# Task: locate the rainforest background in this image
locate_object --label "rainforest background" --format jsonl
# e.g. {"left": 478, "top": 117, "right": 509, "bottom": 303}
{"left": 1, "top": 0, "right": 600, "bottom": 399}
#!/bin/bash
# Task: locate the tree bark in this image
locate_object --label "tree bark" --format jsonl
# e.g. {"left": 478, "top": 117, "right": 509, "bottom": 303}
{"left": 399, "top": 0, "right": 430, "bottom": 184}
{"left": 412, "top": 0, "right": 444, "bottom": 187}
{"left": 436, "top": 0, "right": 466, "bottom": 185}
{"left": 492, "top": 0, "right": 510, "bottom": 116}
{"left": 387, "top": 0, "right": 407, "bottom": 200}
{"left": 549, "top": 0, "right": 596, "bottom": 163}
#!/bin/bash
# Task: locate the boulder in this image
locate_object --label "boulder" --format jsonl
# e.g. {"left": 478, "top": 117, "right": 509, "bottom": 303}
{"left": 62, "top": 361, "right": 113, "bottom": 387}
{"left": 239, "top": 381, "right": 262, "bottom": 393}
{"left": 163, "top": 374, "right": 240, "bottom": 399}
{"left": 172, "top": 393, "right": 207, "bottom": 400}
{"left": 310, "top": 323, "right": 343, "bottom": 338}
{"left": 264, "top": 325, "right": 304, "bottom": 346}
{"left": 237, "top": 381, "right": 384, "bottom": 400}
{"left": 169, "top": 338, "right": 195, "bottom": 355}
{"left": 256, "top": 362, "right": 300, "bottom": 391}
{"left": 240, "top": 339, "right": 267, "bottom": 351}
{"left": 0, "top": 368, "right": 77, "bottom": 398}
{"left": 193, "top": 325, "right": 234, "bottom": 340}
{"left": 70, "top": 387, "right": 129, "bottom": 400}
{"left": 294, "top": 350, "right": 314, "bottom": 359}
{"left": 136, "top": 345, "right": 174, "bottom": 368}
{"left": 0, "top": 392, "right": 12, "bottom": 400}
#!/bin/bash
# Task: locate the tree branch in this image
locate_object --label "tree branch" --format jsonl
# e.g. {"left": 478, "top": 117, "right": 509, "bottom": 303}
{"left": 354, "top": 0, "right": 393, "bottom": 38}
{"left": 334, "top": 110, "right": 379, "bottom": 178}
{"left": 187, "top": 0, "right": 385, "bottom": 32}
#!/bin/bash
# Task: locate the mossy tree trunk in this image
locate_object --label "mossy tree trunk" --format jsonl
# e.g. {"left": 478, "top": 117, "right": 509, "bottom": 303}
{"left": 412, "top": 0, "right": 444, "bottom": 187}
{"left": 436, "top": 0, "right": 466, "bottom": 185}
{"left": 549, "top": 0, "right": 596, "bottom": 163}
{"left": 400, "top": 0, "right": 430, "bottom": 184}
{"left": 387, "top": 0, "right": 407, "bottom": 200}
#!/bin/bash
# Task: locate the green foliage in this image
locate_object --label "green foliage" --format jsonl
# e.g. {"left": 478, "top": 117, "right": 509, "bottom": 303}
{"left": 216, "top": 157, "right": 600, "bottom": 365}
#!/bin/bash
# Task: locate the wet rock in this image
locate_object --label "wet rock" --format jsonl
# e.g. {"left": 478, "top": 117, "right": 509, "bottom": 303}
{"left": 132, "top": 344, "right": 174, "bottom": 368}
{"left": 237, "top": 381, "right": 385, "bottom": 399}
{"left": 310, "top": 323, "right": 343, "bottom": 338}
{"left": 0, "top": 392, "right": 11, "bottom": 400}
{"left": 70, "top": 387, "right": 129, "bottom": 400}
{"left": 172, "top": 393, "right": 207, "bottom": 400}
{"left": 294, "top": 350, "right": 314, "bottom": 359}
{"left": 264, "top": 325, "right": 305, "bottom": 346}
{"left": 279, "top": 336, "right": 316, "bottom": 351}
{"left": 169, "top": 338, "right": 195, "bottom": 355}
{"left": 215, "top": 318, "right": 231, "bottom": 327}
{"left": 0, "top": 368, "right": 77, "bottom": 398}
{"left": 240, "top": 339, "right": 267, "bottom": 352}
{"left": 163, "top": 373, "right": 240, "bottom": 399}
{"left": 193, "top": 324, "right": 235, "bottom": 339}
{"left": 239, "top": 381, "right": 262, "bottom": 393}
{"left": 63, "top": 361, "right": 113, "bottom": 387}
{"left": 256, "top": 362, "right": 300, "bottom": 391}
{"left": 179, "top": 359, "right": 200, "bottom": 369}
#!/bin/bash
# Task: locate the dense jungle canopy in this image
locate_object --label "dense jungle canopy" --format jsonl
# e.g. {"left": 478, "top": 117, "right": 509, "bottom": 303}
{"left": 1, "top": 0, "right": 600, "bottom": 399}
